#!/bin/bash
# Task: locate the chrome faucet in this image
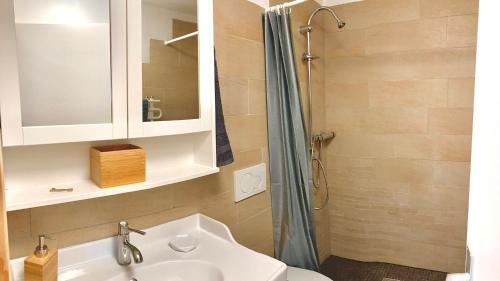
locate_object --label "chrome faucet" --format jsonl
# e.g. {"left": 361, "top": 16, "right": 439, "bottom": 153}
{"left": 117, "top": 221, "right": 146, "bottom": 266}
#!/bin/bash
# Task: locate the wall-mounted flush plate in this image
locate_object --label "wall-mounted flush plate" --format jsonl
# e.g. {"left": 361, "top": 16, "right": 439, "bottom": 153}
{"left": 234, "top": 163, "right": 266, "bottom": 202}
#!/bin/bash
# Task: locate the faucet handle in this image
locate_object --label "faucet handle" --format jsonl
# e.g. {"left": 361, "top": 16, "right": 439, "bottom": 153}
{"left": 118, "top": 221, "right": 146, "bottom": 236}
{"left": 129, "top": 227, "right": 146, "bottom": 236}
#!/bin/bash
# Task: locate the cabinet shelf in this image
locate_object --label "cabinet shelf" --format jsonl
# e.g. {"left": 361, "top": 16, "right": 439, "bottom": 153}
{"left": 6, "top": 163, "right": 219, "bottom": 211}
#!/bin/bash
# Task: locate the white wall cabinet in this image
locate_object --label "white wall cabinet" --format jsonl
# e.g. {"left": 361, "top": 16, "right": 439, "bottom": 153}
{"left": 0, "top": 0, "right": 214, "bottom": 145}
{"left": 0, "top": 0, "right": 218, "bottom": 211}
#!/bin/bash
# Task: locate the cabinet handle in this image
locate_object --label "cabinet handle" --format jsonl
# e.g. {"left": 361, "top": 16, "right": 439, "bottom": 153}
{"left": 49, "top": 188, "right": 74, "bottom": 193}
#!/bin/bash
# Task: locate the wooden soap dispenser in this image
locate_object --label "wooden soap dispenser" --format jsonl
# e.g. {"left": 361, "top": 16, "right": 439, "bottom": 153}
{"left": 24, "top": 235, "right": 58, "bottom": 281}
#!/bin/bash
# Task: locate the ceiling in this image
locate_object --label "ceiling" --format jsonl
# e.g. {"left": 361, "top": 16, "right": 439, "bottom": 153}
{"left": 248, "top": 0, "right": 363, "bottom": 8}
{"left": 143, "top": 0, "right": 197, "bottom": 14}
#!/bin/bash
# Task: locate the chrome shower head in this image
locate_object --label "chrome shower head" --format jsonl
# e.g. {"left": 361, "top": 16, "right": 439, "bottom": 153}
{"left": 306, "top": 6, "right": 346, "bottom": 30}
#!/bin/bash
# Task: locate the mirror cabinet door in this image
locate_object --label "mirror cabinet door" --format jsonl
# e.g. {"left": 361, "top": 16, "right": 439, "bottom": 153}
{"left": 0, "top": 0, "right": 127, "bottom": 146}
{"left": 141, "top": 0, "right": 199, "bottom": 122}
{"left": 14, "top": 0, "right": 113, "bottom": 126}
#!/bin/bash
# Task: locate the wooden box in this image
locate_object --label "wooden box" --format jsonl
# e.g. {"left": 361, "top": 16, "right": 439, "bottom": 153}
{"left": 90, "top": 144, "right": 145, "bottom": 188}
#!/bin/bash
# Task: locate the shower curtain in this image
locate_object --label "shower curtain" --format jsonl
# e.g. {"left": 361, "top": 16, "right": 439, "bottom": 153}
{"left": 263, "top": 8, "right": 319, "bottom": 271}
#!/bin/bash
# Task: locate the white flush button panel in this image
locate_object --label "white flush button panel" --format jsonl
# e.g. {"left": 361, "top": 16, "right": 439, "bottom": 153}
{"left": 234, "top": 163, "right": 266, "bottom": 202}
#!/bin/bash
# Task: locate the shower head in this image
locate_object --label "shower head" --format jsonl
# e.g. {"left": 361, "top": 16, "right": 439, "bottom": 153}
{"left": 338, "top": 20, "right": 346, "bottom": 29}
{"left": 306, "top": 6, "right": 346, "bottom": 31}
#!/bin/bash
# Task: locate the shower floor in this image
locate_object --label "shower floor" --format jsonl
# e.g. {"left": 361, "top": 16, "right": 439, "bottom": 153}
{"left": 320, "top": 256, "right": 447, "bottom": 281}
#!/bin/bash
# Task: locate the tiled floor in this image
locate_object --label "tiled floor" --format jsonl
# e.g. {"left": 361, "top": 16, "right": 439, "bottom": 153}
{"left": 320, "top": 256, "right": 447, "bottom": 281}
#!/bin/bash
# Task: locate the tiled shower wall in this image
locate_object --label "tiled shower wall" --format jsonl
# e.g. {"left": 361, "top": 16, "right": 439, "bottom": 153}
{"left": 7, "top": 0, "right": 273, "bottom": 259}
{"left": 324, "top": 0, "right": 478, "bottom": 272}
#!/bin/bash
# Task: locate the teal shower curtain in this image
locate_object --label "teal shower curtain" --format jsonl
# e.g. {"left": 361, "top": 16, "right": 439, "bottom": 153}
{"left": 263, "top": 8, "right": 319, "bottom": 271}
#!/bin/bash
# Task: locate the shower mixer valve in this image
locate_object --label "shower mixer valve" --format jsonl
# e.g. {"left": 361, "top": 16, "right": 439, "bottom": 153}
{"left": 313, "top": 131, "right": 335, "bottom": 143}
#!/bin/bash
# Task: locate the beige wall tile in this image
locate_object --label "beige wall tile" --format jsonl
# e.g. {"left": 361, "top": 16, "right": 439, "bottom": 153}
{"left": 172, "top": 176, "right": 227, "bottom": 209}
{"left": 326, "top": 48, "right": 477, "bottom": 83}
{"left": 365, "top": 19, "right": 447, "bottom": 55}
{"left": 219, "top": 78, "right": 249, "bottom": 116}
{"left": 328, "top": 133, "right": 394, "bottom": 159}
{"left": 433, "top": 161, "right": 471, "bottom": 187}
{"left": 367, "top": 48, "right": 477, "bottom": 81}
{"left": 327, "top": 157, "right": 374, "bottom": 180}
{"left": 214, "top": 0, "right": 263, "bottom": 42}
{"left": 215, "top": 33, "right": 264, "bottom": 81}
{"left": 433, "top": 135, "right": 472, "bottom": 162}
{"left": 393, "top": 134, "right": 472, "bottom": 162}
{"left": 325, "top": 83, "right": 369, "bottom": 109}
{"left": 326, "top": 108, "right": 365, "bottom": 133}
{"left": 249, "top": 79, "right": 267, "bottom": 115}
{"left": 126, "top": 206, "right": 199, "bottom": 231}
{"left": 325, "top": 56, "right": 368, "bottom": 84}
{"left": 362, "top": 108, "right": 428, "bottom": 134}
{"left": 30, "top": 186, "right": 174, "bottom": 235}
{"left": 421, "top": 0, "right": 479, "bottom": 18}
{"left": 324, "top": 29, "right": 365, "bottom": 58}
{"left": 447, "top": 15, "right": 479, "bottom": 48}
{"left": 236, "top": 191, "right": 271, "bottom": 222}
{"left": 373, "top": 159, "right": 434, "bottom": 185}
{"left": 448, "top": 78, "right": 475, "bottom": 108}
{"left": 429, "top": 108, "right": 473, "bottom": 135}
{"left": 225, "top": 115, "right": 268, "bottom": 152}
{"left": 393, "top": 135, "right": 434, "bottom": 160}
{"left": 198, "top": 192, "right": 239, "bottom": 227}
{"left": 7, "top": 210, "right": 30, "bottom": 239}
{"left": 331, "top": 0, "right": 420, "bottom": 31}
{"left": 369, "top": 80, "right": 448, "bottom": 108}
{"left": 231, "top": 208, "right": 273, "bottom": 250}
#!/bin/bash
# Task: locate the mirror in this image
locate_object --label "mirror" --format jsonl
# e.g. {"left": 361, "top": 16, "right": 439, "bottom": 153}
{"left": 14, "top": 0, "right": 112, "bottom": 126}
{"left": 141, "top": 0, "right": 199, "bottom": 122}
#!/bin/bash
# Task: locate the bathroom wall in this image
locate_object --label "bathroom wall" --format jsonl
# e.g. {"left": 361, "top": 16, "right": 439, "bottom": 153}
{"left": 268, "top": 0, "right": 332, "bottom": 263}
{"left": 7, "top": 0, "right": 273, "bottom": 259}
{"left": 324, "top": 0, "right": 478, "bottom": 272}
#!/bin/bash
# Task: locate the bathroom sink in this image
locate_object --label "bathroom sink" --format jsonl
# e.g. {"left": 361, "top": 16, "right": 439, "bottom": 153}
{"left": 10, "top": 214, "right": 287, "bottom": 281}
{"left": 107, "top": 260, "right": 224, "bottom": 281}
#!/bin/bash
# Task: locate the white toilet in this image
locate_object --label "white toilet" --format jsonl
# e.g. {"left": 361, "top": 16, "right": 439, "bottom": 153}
{"left": 287, "top": 266, "right": 333, "bottom": 281}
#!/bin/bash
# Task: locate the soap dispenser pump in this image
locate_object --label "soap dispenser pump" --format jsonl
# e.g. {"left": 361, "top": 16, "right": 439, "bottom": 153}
{"left": 24, "top": 235, "right": 58, "bottom": 281}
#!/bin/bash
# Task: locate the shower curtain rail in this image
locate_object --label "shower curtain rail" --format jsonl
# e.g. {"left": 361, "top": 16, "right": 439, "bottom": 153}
{"left": 265, "top": 0, "right": 309, "bottom": 12}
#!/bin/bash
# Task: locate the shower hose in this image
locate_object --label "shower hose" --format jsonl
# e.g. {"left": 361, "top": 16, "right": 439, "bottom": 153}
{"left": 311, "top": 136, "right": 329, "bottom": 210}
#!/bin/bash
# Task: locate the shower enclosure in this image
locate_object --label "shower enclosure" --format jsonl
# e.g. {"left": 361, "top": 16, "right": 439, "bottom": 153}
{"left": 264, "top": 0, "right": 345, "bottom": 270}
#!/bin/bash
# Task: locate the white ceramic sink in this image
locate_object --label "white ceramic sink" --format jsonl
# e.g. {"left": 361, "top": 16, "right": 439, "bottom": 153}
{"left": 10, "top": 214, "right": 287, "bottom": 281}
{"left": 106, "top": 260, "right": 224, "bottom": 281}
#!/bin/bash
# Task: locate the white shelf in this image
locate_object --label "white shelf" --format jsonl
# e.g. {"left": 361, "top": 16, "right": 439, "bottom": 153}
{"left": 5, "top": 163, "right": 219, "bottom": 211}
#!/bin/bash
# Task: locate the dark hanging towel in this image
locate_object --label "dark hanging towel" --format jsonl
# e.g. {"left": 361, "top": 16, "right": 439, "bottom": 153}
{"left": 214, "top": 51, "right": 234, "bottom": 167}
